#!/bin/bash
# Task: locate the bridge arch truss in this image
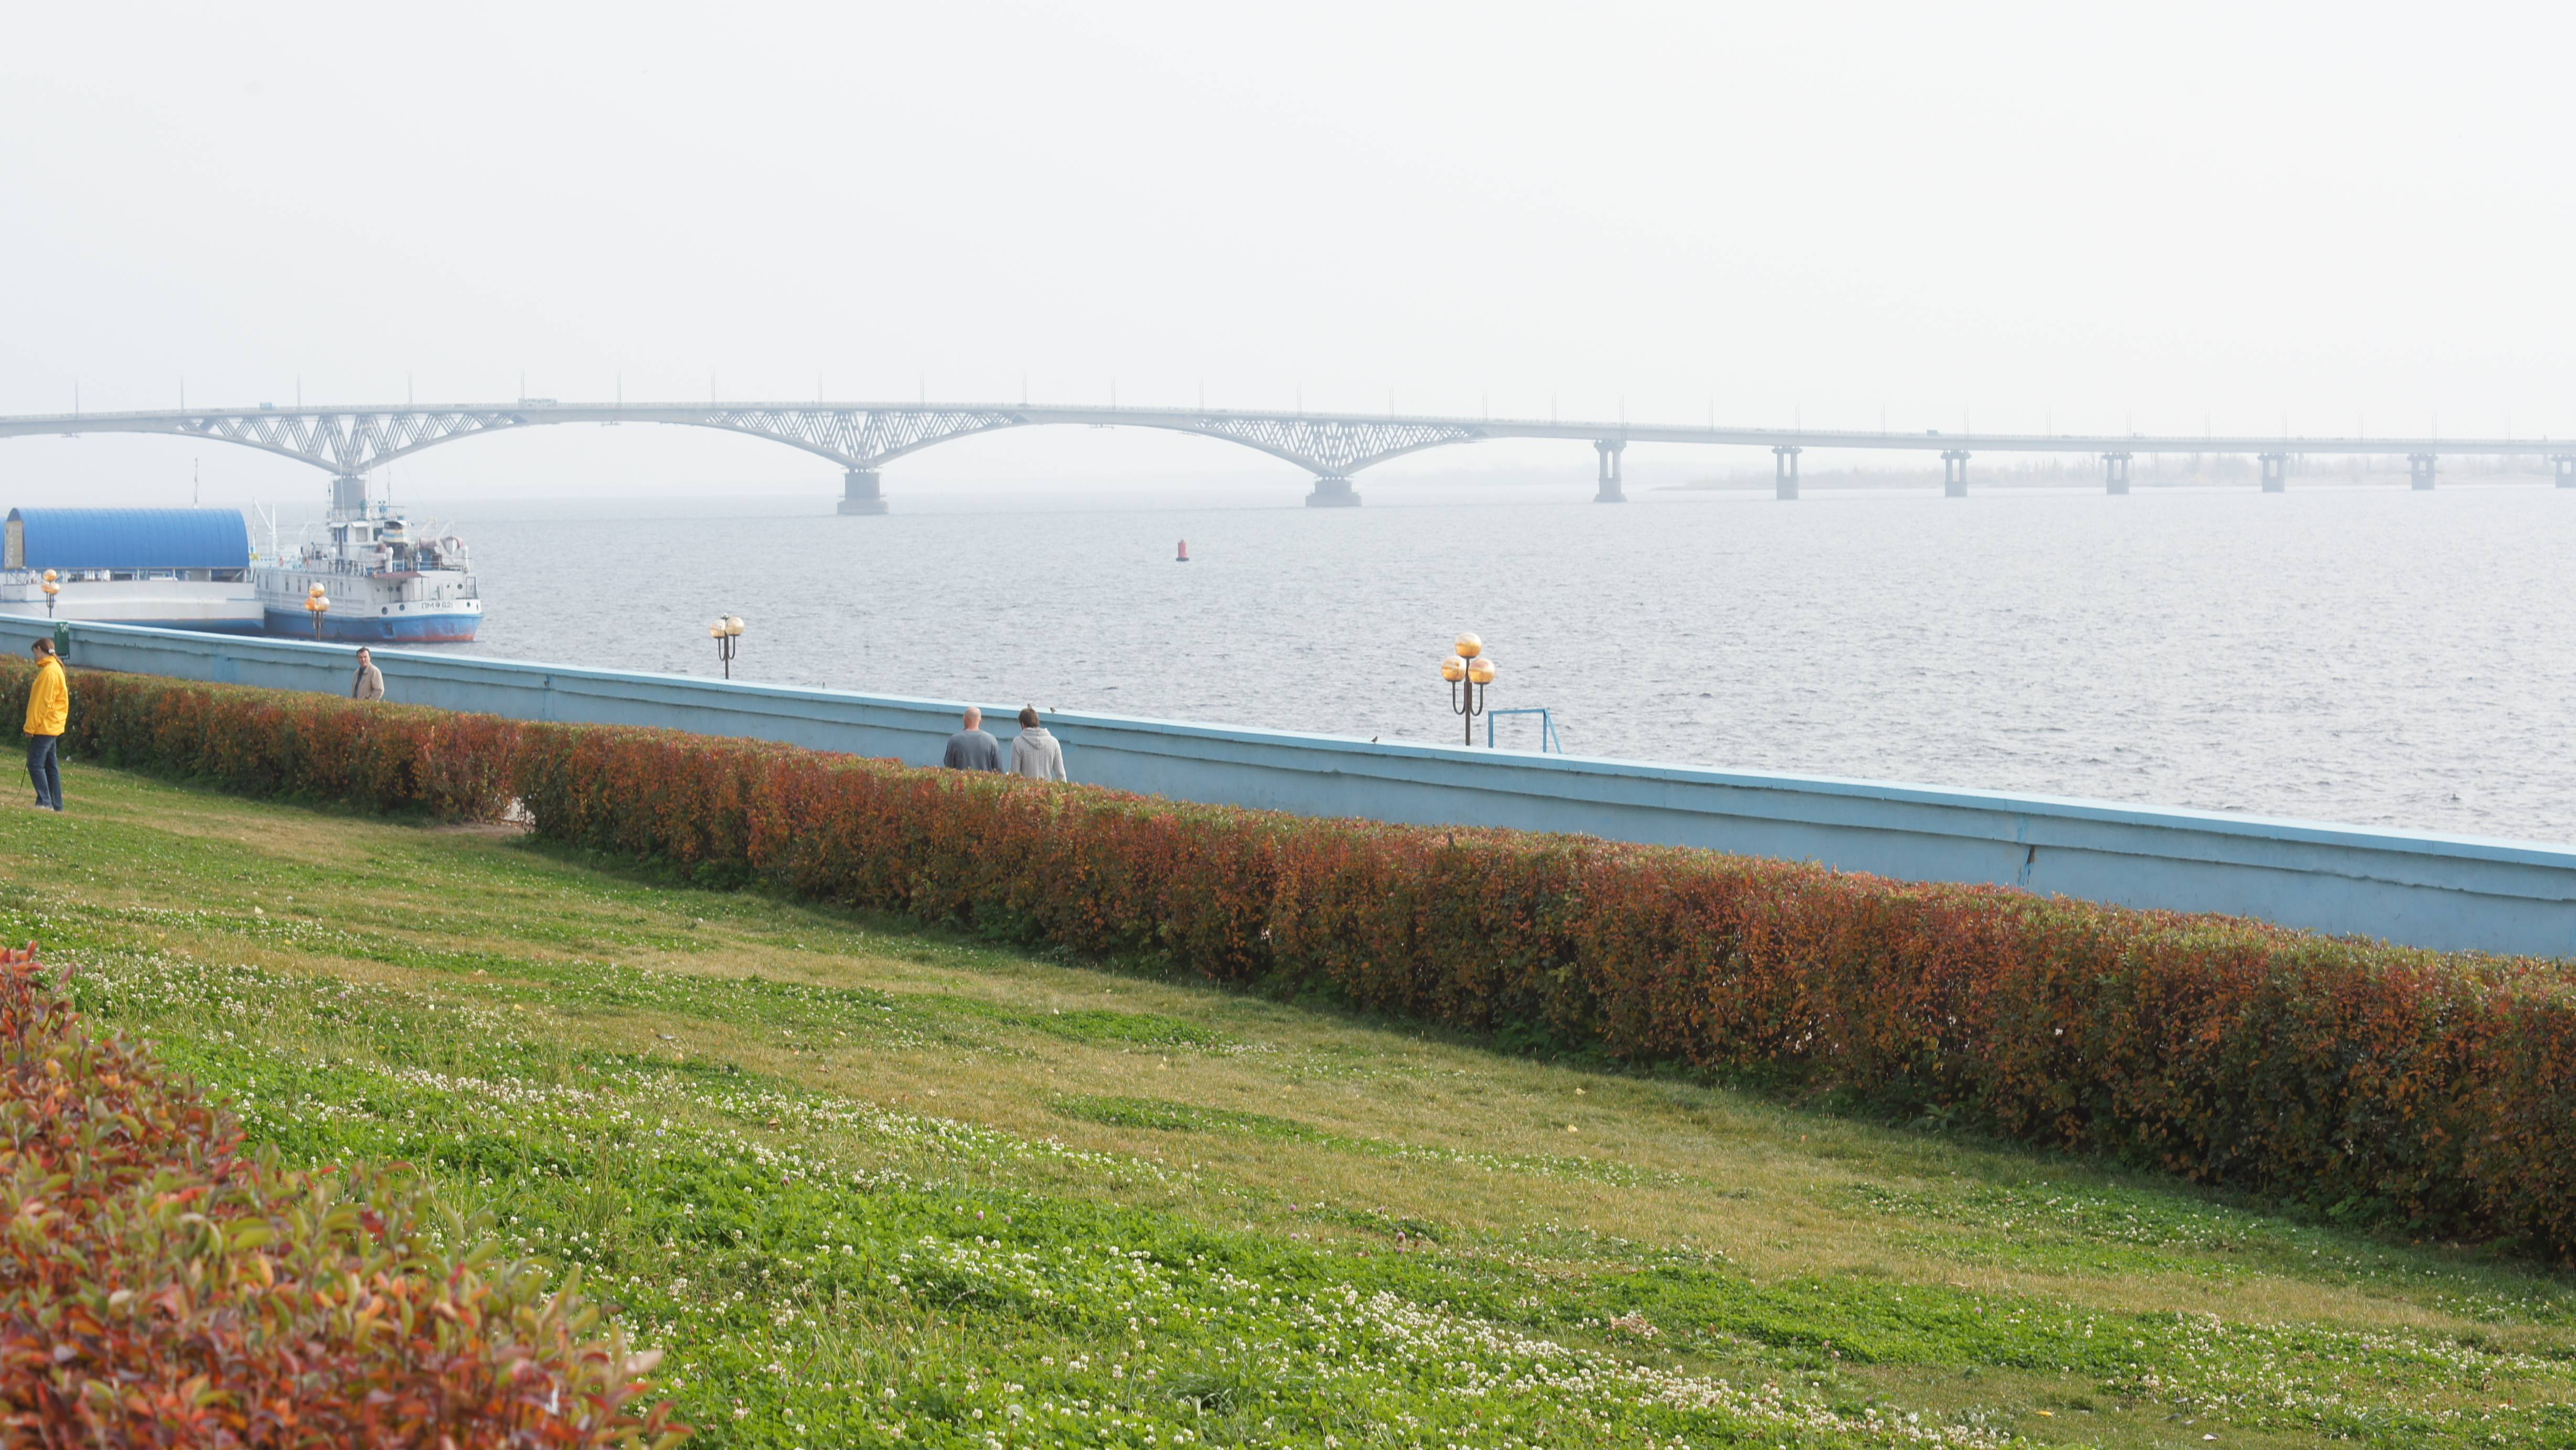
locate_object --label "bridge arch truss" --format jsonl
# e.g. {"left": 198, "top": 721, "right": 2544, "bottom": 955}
{"left": 10, "top": 404, "right": 1493, "bottom": 508}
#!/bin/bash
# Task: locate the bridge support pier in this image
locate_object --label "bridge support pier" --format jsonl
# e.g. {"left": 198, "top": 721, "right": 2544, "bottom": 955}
{"left": 2103, "top": 452, "right": 2132, "bottom": 495}
{"left": 2259, "top": 453, "right": 2288, "bottom": 493}
{"left": 2554, "top": 455, "right": 2576, "bottom": 489}
{"left": 2408, "top": 453, "right": 2438, "bottom": 491}
{"left": 1941, "top": 450, "right": 1970, "bottom": 498}
{"left": 1306, "top": 476, "right": 1362, "bottom": 508}
{"left": 330, "top": 474, "right": 368, "bottom": 515}
{"left": 1773, "top": 445, "right": 1802, "bottom": 500}
{"left": 838, "top": 468, "right": 888, "bottom": 515}
{"left": 1594, "top": 440, "right": 1627, "bottom": 503}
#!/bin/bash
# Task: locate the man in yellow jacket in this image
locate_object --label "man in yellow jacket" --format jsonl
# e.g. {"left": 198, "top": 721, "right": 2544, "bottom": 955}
{"left": 23, "top": 638, "right": 66, "bottom": 813}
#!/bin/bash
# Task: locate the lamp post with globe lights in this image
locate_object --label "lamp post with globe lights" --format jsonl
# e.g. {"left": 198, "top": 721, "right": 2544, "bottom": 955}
{"left": 1440, "top": 632, "right": 1498, "bottom": 745}
{"left": 39, "top": 571, "right": 58, "bottom": 620}
{"left": 710, "top": 615, "right": 745, "bottom": 678}
{"left": 304, "top": 583, "right": 330, "bottom": 637}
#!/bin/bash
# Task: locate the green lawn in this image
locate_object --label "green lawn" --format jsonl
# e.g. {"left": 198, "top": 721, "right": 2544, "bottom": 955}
{"left": 7, "top": 765, "right": 2574, "bottom": 1448}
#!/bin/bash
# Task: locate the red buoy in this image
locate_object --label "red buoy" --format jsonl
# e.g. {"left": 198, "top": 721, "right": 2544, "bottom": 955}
{"left": 1175, "top": 539, "right": 1190, "bottom": 563}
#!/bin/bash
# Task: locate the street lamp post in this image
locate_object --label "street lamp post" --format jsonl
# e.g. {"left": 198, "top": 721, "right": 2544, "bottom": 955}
{"left": 39, "top": 571, "right": 58, "bottom": 620}
{"left": 1440, "top": 631, "right": 1498, "bottom": 746}
{"left": 304, "top": 582, "right": 330, "bottom": 637}
{"left": 710, "top": 615, "right": 745, "bottom": 678}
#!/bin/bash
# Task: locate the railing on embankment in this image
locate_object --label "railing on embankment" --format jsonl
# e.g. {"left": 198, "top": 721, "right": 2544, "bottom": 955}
{"left": 7, "top": 616, "right": 2572, "bottom": 959}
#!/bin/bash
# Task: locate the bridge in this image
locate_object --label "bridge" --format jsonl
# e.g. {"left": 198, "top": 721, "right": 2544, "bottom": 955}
{"left": 5, "top": 400, "right": 2572, "bottom": 510}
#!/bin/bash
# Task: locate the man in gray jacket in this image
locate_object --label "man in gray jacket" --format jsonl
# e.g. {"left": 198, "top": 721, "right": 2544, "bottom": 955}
{"left": 942, "top": 706, "right": 1002, "bottom": 770}
{"left": 349, "top": 647, "right": 385, "bottom": 702}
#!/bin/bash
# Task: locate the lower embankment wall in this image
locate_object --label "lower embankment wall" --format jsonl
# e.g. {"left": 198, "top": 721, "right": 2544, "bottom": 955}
{"left": 7, "top": 616, "right": 2572, "bottom": 958}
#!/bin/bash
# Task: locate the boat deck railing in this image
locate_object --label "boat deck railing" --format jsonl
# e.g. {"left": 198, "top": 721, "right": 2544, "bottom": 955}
{"left": 271, "top": 556, "right": 471, "bottom": 582}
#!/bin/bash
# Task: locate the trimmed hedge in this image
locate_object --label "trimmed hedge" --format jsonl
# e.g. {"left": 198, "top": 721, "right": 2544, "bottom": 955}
{"left": 2, "top": 659, "right": 517, "bottom": 821}
{"left": 0, "top": 941, "right": 685, "bottom": 1446}
{"left": 13, "top": 658, "right": 2576, "bottom": 1259}
{"left": 515, "top": 724, "right": 2576, "bottom": 1256}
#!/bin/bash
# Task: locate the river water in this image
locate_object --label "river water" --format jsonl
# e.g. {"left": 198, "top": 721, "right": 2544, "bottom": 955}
{"left": 428, "top": 478, "right": 2576, "bottom": 844}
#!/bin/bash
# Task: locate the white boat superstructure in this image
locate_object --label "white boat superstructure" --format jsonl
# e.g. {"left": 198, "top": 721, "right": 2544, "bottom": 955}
{"left": 251, "top": 507, "right": 482, "bottom": 642}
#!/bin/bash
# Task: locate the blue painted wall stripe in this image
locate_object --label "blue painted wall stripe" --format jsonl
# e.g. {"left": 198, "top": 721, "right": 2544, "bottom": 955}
{"left": 6, "top": 617, "right": 2569, "bottom": 959}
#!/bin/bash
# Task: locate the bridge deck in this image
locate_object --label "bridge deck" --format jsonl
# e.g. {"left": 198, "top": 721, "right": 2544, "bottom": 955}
{"left": 4, "top": 401, "right": 2563, "bottom": 498}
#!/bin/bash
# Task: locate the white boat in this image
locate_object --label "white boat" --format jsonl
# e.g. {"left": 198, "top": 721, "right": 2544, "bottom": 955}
{"left": 251, "top": 500, "right": 482, "bottom": 643}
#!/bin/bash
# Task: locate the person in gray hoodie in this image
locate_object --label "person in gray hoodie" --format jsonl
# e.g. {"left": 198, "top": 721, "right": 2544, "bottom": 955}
{"left": 1008, "top": 706, "right": 1067, "bottom": 781}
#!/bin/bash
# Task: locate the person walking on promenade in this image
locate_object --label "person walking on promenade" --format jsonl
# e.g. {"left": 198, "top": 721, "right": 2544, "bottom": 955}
{"left": 943, "top": 705, "right": 1002, "bottom": 770}
{"left": 1008, "top": 706, "right": 1067, "bottom": 782}
{"left": 349, "top": 647, "right": 385, "bottom": 702}
{"left": 23, "top": 638, "right": 67, "bottom": 813}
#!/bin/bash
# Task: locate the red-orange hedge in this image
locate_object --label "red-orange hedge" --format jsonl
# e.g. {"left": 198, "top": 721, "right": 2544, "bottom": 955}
{"left": 513, "top": 724, "right": 2576, "bottom": 1255}
{"left": 1, "top": 657, "right": 516, "bottom": 821}
{"left": 0, "top": 941, "right": 686, "bottom": 1447}
{"left": 14, "top": 657, "right": 2576, "bottom": 1258}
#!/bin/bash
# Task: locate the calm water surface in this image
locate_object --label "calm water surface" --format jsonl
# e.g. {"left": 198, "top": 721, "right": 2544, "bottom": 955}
{"left": 429, "top": 480, "right": 2576, "bottom": 844}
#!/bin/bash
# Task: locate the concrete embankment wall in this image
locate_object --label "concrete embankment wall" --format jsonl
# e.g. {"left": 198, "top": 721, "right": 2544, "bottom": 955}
{"left": 8, "top": 617, "right": 2573, "bottom": 959}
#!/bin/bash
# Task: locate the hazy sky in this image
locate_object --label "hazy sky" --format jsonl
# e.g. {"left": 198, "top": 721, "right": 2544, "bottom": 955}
{"left": 5, "top": 2, "right": 2571, "bottom": 501}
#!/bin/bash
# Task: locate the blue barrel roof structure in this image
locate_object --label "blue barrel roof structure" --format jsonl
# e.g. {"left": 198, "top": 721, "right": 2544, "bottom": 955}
{"left": 4, "top": 508, "right": 251, "bottom": 571}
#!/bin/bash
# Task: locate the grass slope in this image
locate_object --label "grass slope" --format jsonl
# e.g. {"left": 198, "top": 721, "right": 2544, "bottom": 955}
{"left": 5, "top": 766, "right": 2574, "bottom": 1448}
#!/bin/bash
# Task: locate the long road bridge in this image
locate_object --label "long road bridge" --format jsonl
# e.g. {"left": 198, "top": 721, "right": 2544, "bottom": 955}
{"left": 5, "top": 400, "right": 2572, "bottom": 511}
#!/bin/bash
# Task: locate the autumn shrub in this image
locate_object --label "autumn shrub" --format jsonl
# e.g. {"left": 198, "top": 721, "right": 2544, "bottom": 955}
{"left": 0, "top": 941, "right": 686, "bottom": 1447}
{"left": 15, "top": 659, "right": 2576, "bottom": 1258}
{"left": 512, "top": 722, "right": 2576, "bottom": 1259}
{"left": 0, "top": 655, "right": 516, "bottom": 821}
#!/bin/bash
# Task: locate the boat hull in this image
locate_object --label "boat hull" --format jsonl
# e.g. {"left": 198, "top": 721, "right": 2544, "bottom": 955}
{"left": 0, "top": 581, "right": 264, "bottom": 635}
{"left": 262, "top": 609, "right": 481, "bottom": 643}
